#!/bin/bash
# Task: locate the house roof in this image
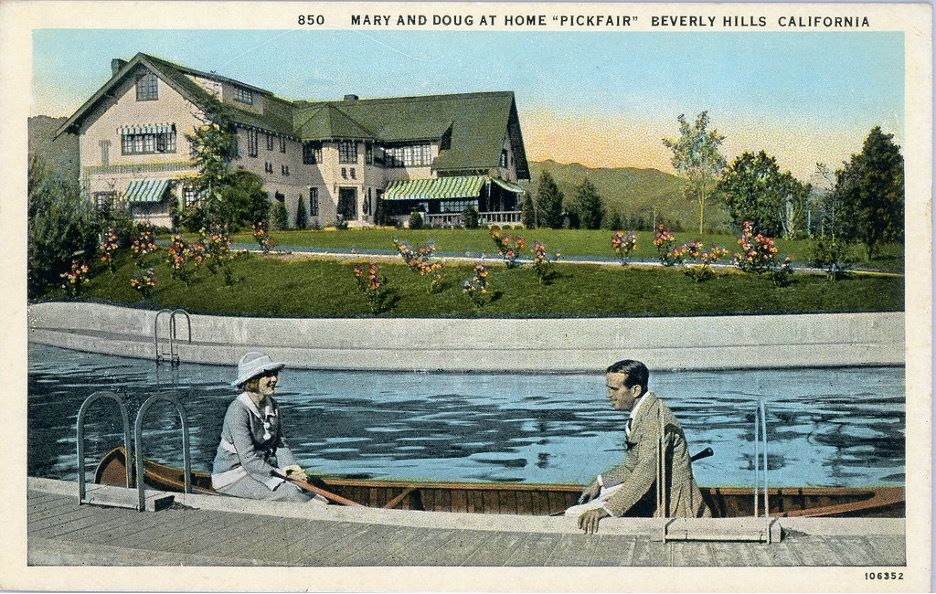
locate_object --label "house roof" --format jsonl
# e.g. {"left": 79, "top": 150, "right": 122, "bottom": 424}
{"left": 58, "top": 52, "right": 529, "bottom": 178}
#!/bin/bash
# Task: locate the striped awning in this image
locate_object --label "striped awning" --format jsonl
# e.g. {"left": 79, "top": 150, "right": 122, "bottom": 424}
{"left": 117, "top": 123, "right": 175, "bottom": 135}
{"left": 491, "top": 177, "right": 524, "bottom": 194}
{"left": 383, "top": 176, "right": 487, "bottom": 201}
{"left": 124, "top": 179, "right": 171, "bottom": 203}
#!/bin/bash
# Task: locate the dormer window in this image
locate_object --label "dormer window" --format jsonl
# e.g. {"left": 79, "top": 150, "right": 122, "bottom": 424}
{"left": 136, "top": 72, "right": 158, "bottom": 101}
{"left": 233, "top": 87, "right": 253, "bottom": 105}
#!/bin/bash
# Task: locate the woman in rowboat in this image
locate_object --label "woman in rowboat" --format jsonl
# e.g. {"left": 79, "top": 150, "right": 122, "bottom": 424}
{"left": 211, "top": 351, "right": 318, "bottom": 502}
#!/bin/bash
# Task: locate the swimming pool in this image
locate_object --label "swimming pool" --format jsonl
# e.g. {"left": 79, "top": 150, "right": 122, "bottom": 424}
{"left": 28, "top": 343, "right": 905, "bottom": 487}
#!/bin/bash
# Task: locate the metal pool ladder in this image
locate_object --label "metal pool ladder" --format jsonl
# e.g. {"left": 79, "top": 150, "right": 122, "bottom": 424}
{"left": 76, "top": 391, "right": 192, "bottom": 511}
{"left": 753, "top": 399, "right": 772, "bottom": 542}
{"left": 154, "top": 308, "right": 191, "bottom": 365}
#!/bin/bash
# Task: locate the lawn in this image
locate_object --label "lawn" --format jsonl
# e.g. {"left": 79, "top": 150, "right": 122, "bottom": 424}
{"left": 73, "top": 251, "right": 904, "bottom": 318}
{"left": 221, "top": 227, "right": 904, "bottom": 274}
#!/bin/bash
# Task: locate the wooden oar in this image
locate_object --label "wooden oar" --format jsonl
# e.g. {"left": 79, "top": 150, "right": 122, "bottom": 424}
{"left": 271, "top": 470, "right": 364, "bottom": 506}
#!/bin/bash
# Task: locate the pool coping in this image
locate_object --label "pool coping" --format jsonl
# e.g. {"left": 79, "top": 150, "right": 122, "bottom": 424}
{"left": 27, "top": 302, "right": 905, "bottom": 371}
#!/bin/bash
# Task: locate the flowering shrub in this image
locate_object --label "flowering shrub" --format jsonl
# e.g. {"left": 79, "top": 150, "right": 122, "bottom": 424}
{"left": 130, "top": 267, "right": 156, "bottom": 299}
{"left": 610, "top": 231, "right": 637, "bottom": 264}
{"left": 462, "top": 263, "right": 490, "bottom": 307}
{"left": 734, "top": 221, "right": 779, "bottom": 274}
{"left": 653, "top": 224, "right": 681, "bottom": 266}
{"left": 394, "top": 239, "right": 446, "bottom": 293}
{"left": 530, "top": 241, "right": 560, "bottom": 285}
{"left": 772, "top": 257, "right": 794, "bottom": 287}
{"left": 166, "top": 234, "right": 193, "bottom": 283}
{"left": 99, "top": 227, "right": 119, "bottom": 273}
{"left": 489, "top": 226, "right": 526, "bottom": 268}
{"left": 685, "top": 246, "right": 730, "bottom": 283}
{"left": 130, "top": 223, "right": 158, "bottom": 258}
{"left": 60, "top": 260, "right": 90, "bottom": 296}
{"left": 352, "top": 262, "right": 391, "bottom": 313}
{"left": 252, "top": 221, "right": 276, "bottom": 254}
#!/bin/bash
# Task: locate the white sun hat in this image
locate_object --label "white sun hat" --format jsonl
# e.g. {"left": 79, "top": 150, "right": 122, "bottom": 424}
{"left": 232, "top": 351, "right": 286, "bottom": 387}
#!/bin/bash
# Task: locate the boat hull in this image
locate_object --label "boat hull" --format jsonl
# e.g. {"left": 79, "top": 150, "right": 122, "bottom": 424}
{"left": 93, "top": 448, "right": 904, "bottom": 518}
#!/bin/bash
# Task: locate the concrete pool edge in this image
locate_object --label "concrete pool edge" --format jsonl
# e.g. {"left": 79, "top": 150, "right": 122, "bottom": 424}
{"left": 27, "top": 477, "right": 907, "bottom": 538}
{"left": 27, "top": 302, "right": 905, "bottom": 371}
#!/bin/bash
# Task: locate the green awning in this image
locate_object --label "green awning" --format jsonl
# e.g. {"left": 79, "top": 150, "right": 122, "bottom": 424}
{"left": 491, "top": 177, "right": 524, "bottom": 193}
{"left": 125, "top": 178, "right": 171, "bottom": 203}
{"left": 384, "top": 175, "right": 487, "bottom": 201}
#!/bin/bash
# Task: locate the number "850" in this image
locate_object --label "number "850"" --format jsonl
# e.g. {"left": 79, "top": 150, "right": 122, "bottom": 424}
{"left": 298, "top": 15, "right": 325, "bottom": 25}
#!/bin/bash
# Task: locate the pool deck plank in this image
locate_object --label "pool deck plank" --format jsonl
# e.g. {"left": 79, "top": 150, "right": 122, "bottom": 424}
{"left": 25, "top": 481, "right": 907, "bottom": 567}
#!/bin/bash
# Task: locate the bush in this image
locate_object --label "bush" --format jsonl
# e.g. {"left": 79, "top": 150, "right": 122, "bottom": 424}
{"left": 295, "top": 196, "right": 308, "bottom": 229}
{"left": 28, "top": 156, "right": 100, "bottom": 298}
{"left": 463, "top": 207, "right": 480, "bottom": 229}
{"left": 408, "top": 210, "right": 424, "bottom": 230}
{"left": 272, "top": 201, "right": 289, "bottom": 230}
{"left": 811, "top": 237, "right": 852, "bottom": 280}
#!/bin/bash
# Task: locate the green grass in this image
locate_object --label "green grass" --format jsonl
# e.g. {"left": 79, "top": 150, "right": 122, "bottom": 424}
{"left": 220, "top": 228, "right": 904, "bottom": 274}
{"left": 73, "top": 251, "right": 903, "bottom": 318}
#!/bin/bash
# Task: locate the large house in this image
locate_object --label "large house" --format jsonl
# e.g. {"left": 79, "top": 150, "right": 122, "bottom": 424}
{"left": 57, "top": 53, "right": 530, "bottom": 229}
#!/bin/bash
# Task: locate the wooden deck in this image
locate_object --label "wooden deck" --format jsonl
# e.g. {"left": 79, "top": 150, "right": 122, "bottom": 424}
{"left": 26, "top": 479, "right": 905, "bottom": 567}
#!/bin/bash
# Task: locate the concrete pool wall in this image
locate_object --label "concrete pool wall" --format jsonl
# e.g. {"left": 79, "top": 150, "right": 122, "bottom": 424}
{"left": 27, "top": 302, "right": 904, "bottom": 371}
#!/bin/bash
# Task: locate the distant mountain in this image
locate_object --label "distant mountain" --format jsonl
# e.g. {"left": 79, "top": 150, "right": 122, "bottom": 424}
{"left": 28, "top": 116, "right": 79, "bottom": 183}
{"left": 524, "top": 160, "right": 732, "bottom": 232}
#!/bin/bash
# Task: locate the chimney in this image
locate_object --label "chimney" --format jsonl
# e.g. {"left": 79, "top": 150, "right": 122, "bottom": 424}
{"left": 343, "top": 94, "right": 359, "bottom": 103}
{"left": 111, "top": 58, "right": 128, "bottom": 76}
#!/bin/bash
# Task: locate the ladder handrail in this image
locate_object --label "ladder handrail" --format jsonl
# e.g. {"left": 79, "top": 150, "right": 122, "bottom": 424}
{"left": 153, "top": 309, "right": 173, "bottom": 364}
{"left": 134, "top": 393, "right": 192, "bottom": 511}
{"left": 76, "top": 391, "right": 133, "bottom": 504}
{"left": 168, "top": 309, "right": 192, "bottom": 363}
{"left": 753, "top": 399, "right": 771, "bottom": 542}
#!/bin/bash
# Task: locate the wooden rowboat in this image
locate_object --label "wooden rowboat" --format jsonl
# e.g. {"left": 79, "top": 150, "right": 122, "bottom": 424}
{"left": 94, "top": 447, "right": 904, "bottom": 518}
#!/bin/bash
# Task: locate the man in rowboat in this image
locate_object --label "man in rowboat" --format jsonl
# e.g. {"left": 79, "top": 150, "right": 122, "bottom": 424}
{"left": 211, "top": 351, "right": 322, "bottom": 502}
{"left": 566, "top": 359, "right": 710, "bottom": 533}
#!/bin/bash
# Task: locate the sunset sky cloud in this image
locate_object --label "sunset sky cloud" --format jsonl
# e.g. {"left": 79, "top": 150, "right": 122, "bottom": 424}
{"left": 33, "top": 29, "right": 904, "bottom": 179}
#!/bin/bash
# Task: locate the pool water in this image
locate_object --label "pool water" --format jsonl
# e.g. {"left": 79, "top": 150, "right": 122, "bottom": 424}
{"left": 28, "top": 343, "right": 905, "bottom": 487}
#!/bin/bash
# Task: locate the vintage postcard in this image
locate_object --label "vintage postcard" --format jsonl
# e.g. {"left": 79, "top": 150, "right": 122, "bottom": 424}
{"left": 1, "top": 0, "right": 931, "bottom": 591}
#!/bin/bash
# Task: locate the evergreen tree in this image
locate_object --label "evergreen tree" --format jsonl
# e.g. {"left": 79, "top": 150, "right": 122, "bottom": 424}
{"left": 537, "top": 171, "right": 565, "bottom": 229}
{"left": 574, "top": 178, "right": 605, "bottom": 229}
{"left": 832, "top": 126, "right": 904, "bottom": 259}
{"left": 520, "top": 191, "right": 537, "bottom": 228}
{"left": 295, "top": 195, "right": 308, "bottom": 229}
{"left": 272, "top": 200, "right": 289, "bottom": 230}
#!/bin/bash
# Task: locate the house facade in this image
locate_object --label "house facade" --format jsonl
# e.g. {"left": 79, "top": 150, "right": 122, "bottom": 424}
{"left": 58, "top": 53, "right": 530, "bottom": 228}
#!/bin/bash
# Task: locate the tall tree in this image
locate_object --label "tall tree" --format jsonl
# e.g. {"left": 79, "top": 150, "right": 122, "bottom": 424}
{"left": 662, "top": 112, "right": 726, "bottom": 235}
{"left": 832, "top": 126, "right": 904, "bottom": 259}
{"left": 716, "top": 150, "right": 810, "bottom": 237}
{"left": 574, "top": 178, "right": 605, "bottom": 230}
{"left": 536, "top": 170, "right": 565, "bottom": 229}
{"left": 520, "top": 191, "right": 537, "bottom": 228}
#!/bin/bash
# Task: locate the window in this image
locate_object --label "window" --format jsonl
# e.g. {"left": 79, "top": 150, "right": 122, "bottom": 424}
{"left": 500, "top": 149, "right": 508, "bottom": 168}
{"left": 182, "top": 186, "right": 199, "bottom": 207}
{"left": 303, "top": 142, "right": 322, "bottom": 164}
{"left": 338, "top": 140, "right": 357, "bottom": 164}
{"left": 93, "top": 192, "right": 117, "bottom": 211}
{"left": 136, "top": 71, "right": 158, "bottom": 101}
{"left": 341, "top": 167, "right": 347, "bottom": 179}
{"left": 233, "top": 87, "right": 253, "bottom": 105}
{"left": 350, "top": 168, "right": 356, "bottom": 180}
{"left": 279, "top": 136, "right": 287, "bottom": 153}
{"left": 382, "top": 144, "right": 432, "bottom": 167}
{"left": 264, "top": 162, "right": 273, "bottom": 173}
{"left": 231, "top": 135, "right": 239, "bottom": 158}
{"left": 309, "top": 187, "right": 319, "bottom": 216}
{"left": 100, "top": 140, "right": 110, "bottom": 166}
{"left": 281, "top": 164, "right": 290, "bottom": 176}
{"left": 121, "top": 130, "right": 177, "bottom": 155}
{"left": 247, "top": 129, "right": 258, "bottom": 157}
{"left": 365, "top": 142, "right": 373, "bottom": 165}
{"left": 266, "top": 133, "right": 274, "bottom": 151}
{"left": 439, "top": 199, "right": 479, "bottom": 214}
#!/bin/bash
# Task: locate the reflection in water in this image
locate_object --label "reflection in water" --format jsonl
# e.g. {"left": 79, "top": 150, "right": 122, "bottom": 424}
{"left": 28, "top": 344, "right": 904, "bottom": 487}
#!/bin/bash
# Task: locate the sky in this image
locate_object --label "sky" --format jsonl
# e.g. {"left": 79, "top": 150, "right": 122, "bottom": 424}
{"left": 32, "top": 29, "right": 904, "bottom": 181}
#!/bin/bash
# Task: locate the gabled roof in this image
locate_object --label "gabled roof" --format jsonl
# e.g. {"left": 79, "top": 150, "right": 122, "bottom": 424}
{"left": 57, "top": 53, "right": 530, "bottom": 178}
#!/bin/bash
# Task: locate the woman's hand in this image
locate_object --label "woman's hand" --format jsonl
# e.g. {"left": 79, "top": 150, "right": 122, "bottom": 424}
{"left": 283, "top": 464, "right": 306, "bottom": 480}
